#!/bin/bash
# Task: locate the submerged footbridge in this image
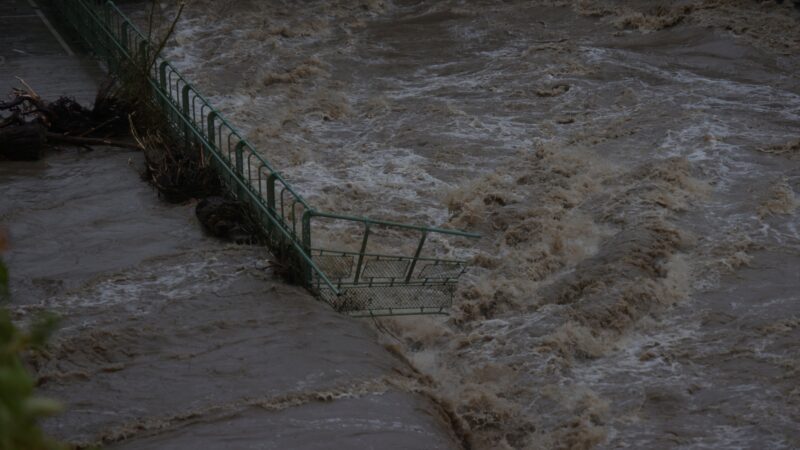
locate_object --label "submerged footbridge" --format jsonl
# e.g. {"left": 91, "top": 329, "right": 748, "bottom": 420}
{"left": 46, "top": 0, "right": 479, "bottom": 316}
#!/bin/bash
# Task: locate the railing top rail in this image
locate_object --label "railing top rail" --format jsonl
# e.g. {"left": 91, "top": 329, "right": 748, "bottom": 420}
{"left": 307, "top": 211, "right": 481, "bottom": 239}
{"left": 311, "top": 248, "right": 466, "bottom": 265}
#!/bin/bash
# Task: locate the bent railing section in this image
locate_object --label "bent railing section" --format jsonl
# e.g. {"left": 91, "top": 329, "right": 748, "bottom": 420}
{"left": 305, "top": 212, "right": 478, "bottom": 316}
{"left": 48, "top": 0, "right": 479, "bottom": 316}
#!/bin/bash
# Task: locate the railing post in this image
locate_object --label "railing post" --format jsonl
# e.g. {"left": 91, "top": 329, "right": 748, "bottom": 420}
{"left": 352, "top": 223, "right": 370, "bottom": 285}
{"left": 406, "top": 232, "right": 427, "bottom": 282}
{"left": 158, "top": 61, "right": 169, "bottom": 113}
{"left": 235, "top": 141, "right": 245, "bottom": 176}
{"left": 158, "top": 61, "right": 168, "bottom": 91}
{"left": 205, "top": 110, "right": 218, "bottom": 168}
{"left": 290, "top": 200, "right": 299, "bottom": 237}
{"left": 206, "top": 111, "right": 218, "bottom": 147}
{"left": 302, "top": 210, "right": 313, "bottom": 286}
{"left": 181, "top": 84, "right": 191, "bottom": 151}
{"left": 266, "top": 173, "right": 278, "bottom": 211}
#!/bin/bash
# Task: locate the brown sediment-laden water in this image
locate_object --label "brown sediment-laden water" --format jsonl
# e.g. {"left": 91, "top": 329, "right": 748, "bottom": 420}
{"left": 2, "top": 109, "right": 461, "bottom": 450}
{"left": 130, "top": 0, "right": 800, "bottom": 447}
{"left": 0, "top": 3, "right": 461, "bottom": 448}
{"left": 4, "top": 0, "right": 794, "bottom": 447}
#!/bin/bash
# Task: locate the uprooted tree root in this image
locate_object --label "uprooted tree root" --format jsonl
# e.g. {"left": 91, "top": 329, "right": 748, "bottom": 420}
{"left": 0, "top": 75, "right": 264, "bottom": 246}
{"left": 0, "top": 78, "right": 138, "bottom": 160}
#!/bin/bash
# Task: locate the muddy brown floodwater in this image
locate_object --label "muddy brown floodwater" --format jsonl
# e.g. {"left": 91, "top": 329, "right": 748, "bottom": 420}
{"left": 2, "top": 1, "right": 461, "bottom": 448}
{"left": 124, "top": 0, "right": 800, "bottom": 448}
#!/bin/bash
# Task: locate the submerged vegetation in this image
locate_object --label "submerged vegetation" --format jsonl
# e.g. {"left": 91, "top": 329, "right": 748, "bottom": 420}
{"left": 121, "top": 2, "right": 267, "bottom": 245}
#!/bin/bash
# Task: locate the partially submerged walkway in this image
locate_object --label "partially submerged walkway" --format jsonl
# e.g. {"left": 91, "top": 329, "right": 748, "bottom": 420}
{"left": 0, "top": 2, "right": 457, "bottom": 448}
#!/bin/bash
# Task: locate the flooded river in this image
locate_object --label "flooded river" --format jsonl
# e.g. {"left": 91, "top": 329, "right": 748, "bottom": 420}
{"left": 1, "top": 2, "right": 459, "bottom": 448}
{"left": 140, "top": 0, "right": 800, "bottom": 448}
{"left": 3, "top": 0, "right": 798, "bottom": 448}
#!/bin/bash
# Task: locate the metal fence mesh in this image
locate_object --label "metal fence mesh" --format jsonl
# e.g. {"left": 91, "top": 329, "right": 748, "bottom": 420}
{"left": 314, "top": 254, "right": 354, "bottom": 280}
{"left": 361, "top": 260, "right": 410, "bottom": 280}
{"left": 318, "top": 284, "right": 454, "bottom": 316}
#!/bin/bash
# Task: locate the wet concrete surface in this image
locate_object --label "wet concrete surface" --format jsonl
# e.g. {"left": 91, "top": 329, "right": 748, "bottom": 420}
{"left": 0, "top": 3, "right": 457, "bottom": 449}
{"left": 1, "top": 149, "right": 204, "bottom": 305}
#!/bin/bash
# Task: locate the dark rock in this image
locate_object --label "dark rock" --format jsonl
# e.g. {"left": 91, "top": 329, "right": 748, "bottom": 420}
{"left": 0, "top": 123, "right": 47, "bottom": 160}
{"left": 195, "top": 196, "right": 251, "bottom": 242}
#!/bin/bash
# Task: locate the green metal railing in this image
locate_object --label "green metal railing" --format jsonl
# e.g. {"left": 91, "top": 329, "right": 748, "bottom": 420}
{"left": 47, "top": 0, "right": 479, "bottom": 316}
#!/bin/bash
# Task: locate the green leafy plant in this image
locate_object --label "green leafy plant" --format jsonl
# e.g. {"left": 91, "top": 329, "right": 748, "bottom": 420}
{"left": 0, "top": 230, "right": 65, "bottom": 450}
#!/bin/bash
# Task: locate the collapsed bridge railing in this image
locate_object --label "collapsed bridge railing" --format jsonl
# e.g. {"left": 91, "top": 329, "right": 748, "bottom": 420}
{"left": 47, "top": 0, "right": 480, "bottom": 316}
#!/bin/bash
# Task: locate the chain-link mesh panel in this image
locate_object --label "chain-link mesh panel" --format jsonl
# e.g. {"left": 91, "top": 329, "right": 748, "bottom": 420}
{"left": 314, "top": 254, "right": 354, "bottom": 280}
{"left": 318, "top": 284, "right": 455, "bottom": 316}
{"left": 360, "top": 259, "right": 409, "bottom": 280}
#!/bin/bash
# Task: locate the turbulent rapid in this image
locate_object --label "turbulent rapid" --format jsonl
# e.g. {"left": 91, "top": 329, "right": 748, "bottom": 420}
{"left": 136, "top": 0, "right": 800, "bottom": 448}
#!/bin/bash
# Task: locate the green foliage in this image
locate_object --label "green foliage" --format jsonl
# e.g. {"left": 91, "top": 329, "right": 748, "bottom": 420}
{"left": 0, "top": 254, "right": 65, "bottom": 450}
{"left": 0, "top": 264, "right": 7, "bottom": 302}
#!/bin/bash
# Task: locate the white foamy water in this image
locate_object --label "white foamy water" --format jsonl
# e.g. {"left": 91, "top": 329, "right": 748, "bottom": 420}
{"left": 133, "top": 0, "right": 800, "bottom": 447}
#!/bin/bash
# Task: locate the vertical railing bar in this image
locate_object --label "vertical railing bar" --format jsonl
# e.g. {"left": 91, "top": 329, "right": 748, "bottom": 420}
{"left": 405, "top": 232, "right": 427, "bottom": 282}
{"left": 266, "top": 172, "right": 277, "bottom": 211}
{"left": 227, "top": 132, "right": 235, "bottom": 161}
{"left": 280, "top": 187, "right": 288, "bottom": 224}
{"left": 217, "top": 121, "right": 224, "bottom": 152}
{"left": 257, "top": 166, "right": 265, "bottom": 197}
{"left": 205, "top": 110, "right": 218, "bottom": 168}
{"left": 247, "top": 153, "right": 256, "bottom": 185}
{"left": 234, "top": 141, "right": 245, "bottom": 178}
{"left": 290, "top": 200, "right": 299, "bottom": 237}
{"left": 191, "top": 95, "right": 199, "bottom": 127}
{"left": 302, "top": 210, "right": 313, "bottom": 285}
{"left": 352, "top": 224, "right": 370, "bottom": 285}
{"left": 199, "top": 103, "right": 209, "bottom": 135}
